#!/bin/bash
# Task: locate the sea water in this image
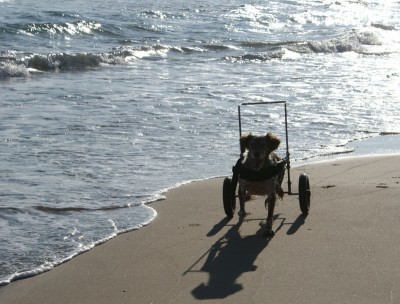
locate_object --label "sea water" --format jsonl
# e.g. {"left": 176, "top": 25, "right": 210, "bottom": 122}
{"left": 1, "top": 0, "right": 399, "bottom": 285}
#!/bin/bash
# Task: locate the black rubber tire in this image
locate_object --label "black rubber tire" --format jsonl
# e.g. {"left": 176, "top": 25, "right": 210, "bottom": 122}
{"left": 223, "top": 177, "right": 236, "bottom": 218}
{"left": 299, "top": 173, "right": 311, "bottom": 215}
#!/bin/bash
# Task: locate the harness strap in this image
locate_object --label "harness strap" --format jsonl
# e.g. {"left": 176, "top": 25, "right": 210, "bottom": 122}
{"left": 232, "top": 158, "right": 286, "bottom": 182}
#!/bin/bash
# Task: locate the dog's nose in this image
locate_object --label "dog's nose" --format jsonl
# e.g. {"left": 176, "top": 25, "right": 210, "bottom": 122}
{"left": 254, "top": 151, "right": 260, "bottom": 158}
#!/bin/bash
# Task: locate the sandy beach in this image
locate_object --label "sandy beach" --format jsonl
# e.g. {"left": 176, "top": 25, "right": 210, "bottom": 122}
{"left": 1, "top": 154, "right": 400, "bottom": 303}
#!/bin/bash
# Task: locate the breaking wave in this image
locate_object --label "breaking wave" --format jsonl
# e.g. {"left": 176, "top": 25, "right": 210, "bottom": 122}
{"left": 308, "top": 31, "right": 381, "bottom": 53}
{"left": 0, "top": 43, "right": 213, "bottom": 77}
{"left": 6, "top": 20, "right": 103, "bottom": 37}
{"left": 0, "top": 28, "right": 392, "bottom": 79}
{"left": 224, "top": 50, "right": 285, "bottom": 62}
{"left": 220, "top": 29, "right": 388, "bottom": 63}
{"left": 0, "top": 45, "right": 171, "bottom": 77}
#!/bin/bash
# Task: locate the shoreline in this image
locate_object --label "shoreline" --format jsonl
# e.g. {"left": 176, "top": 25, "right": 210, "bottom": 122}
{"left": 0, "top": 134, "right": 400, "bottom": 286}
{"left": 2, "top": 134, "right": 399, "bottom": 286}
{"left": 1, "top": 153, "right": 400, "bottom": 303}
{"left": 293, "top": 134, "right": 400, "bottom": 166}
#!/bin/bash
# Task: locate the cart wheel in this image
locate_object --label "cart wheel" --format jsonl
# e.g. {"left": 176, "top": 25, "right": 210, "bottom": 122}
{"left": 298, "top": 173, "right": 311, "bottom": 215}
{"left": 223, "top": 177, "right": 236, "bottom": 218}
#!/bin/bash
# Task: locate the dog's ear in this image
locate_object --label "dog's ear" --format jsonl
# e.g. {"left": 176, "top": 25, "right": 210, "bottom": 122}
{"left": 240, "top": 134, "right": 253, "bottom": 154}
{"left": 265, "top": 132, "right": 281, "bottom": 151}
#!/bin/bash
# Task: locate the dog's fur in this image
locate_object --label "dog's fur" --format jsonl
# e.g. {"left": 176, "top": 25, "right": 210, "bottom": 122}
{"left": 239, "top": 132, "right": 285, "bottom": 237}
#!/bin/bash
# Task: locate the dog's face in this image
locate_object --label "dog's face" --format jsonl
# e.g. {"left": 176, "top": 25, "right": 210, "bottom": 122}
{"left": 240, "top": 132, "right": 281, "bottom": 169}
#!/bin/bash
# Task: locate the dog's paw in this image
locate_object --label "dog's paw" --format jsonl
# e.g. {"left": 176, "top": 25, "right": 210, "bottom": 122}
{"left": 245, "top": 193, "right": 252, "bottom": 202}
{"left": 277, "top": 187, "right": 284, "bottom": 199}
{"left": 238, "top": 209, "right": 248, "bottom": 217}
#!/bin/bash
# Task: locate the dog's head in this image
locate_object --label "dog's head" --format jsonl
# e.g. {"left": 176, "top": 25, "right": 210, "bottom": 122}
{"left": 240, "top": 132, "right": 281, "bottom": 168}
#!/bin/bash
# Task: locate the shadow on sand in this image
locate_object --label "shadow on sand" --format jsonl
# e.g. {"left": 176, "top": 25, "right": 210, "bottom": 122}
{"left": 188, "top": 215, "right": 270, "bottom": 299}
{"left": 186, "top": 212, "right": 307, "bottom": 300}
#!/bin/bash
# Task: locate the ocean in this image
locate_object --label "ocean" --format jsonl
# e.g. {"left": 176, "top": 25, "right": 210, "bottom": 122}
{"left": 1, "top": 0, "right": 399, "bottom": 285}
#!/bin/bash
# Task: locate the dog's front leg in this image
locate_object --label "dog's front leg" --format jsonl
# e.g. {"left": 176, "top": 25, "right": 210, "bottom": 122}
{"left": 264, "top": 194, "right": 276, "bottom": 237}
{"left": 238, "top": 188, "right": 247, "bottom": 217}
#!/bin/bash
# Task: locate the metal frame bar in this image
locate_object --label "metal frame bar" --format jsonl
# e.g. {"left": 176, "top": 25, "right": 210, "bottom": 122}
{"left": 237, "top": 101, "right": 292, "bottom": 194}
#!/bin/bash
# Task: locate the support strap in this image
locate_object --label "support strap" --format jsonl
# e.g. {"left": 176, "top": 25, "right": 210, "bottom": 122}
{"left": 232, "top": 158, "right": 286, "bottom": 182}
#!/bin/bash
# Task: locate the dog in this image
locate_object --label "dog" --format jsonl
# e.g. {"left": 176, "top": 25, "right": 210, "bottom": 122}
{"left": 238, "top": 132, "right": 285, "bottom": 237}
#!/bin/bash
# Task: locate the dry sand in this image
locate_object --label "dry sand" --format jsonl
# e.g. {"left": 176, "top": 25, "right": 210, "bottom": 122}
{"left": 1, "top": 155, "right": 400, "bottom": 304}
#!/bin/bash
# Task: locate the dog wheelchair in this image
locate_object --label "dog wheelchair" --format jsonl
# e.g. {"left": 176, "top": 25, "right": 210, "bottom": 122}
{"left": 222, "top": 101, "right": 311, "bottom": 218}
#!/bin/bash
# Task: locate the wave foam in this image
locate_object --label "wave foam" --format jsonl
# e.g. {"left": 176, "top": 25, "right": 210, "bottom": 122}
{"left": 308, "top": 31, "right": 380, "bottom": 53}
{"left": 17, "top": 20, "right": 102, "bottom": 37}
{"left": 0, "top": 203, "right": 157, "bottom": 286}
{"left": 224, "top": 50, "right": 284, "bottom": 62}
{"left": 0, "top": 45, "right": 172, "bottom": 77}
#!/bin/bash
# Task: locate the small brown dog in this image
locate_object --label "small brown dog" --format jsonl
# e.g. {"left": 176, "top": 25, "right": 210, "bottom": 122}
{"left": 239, "top": 132, "right": 285, "bottom": 236}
